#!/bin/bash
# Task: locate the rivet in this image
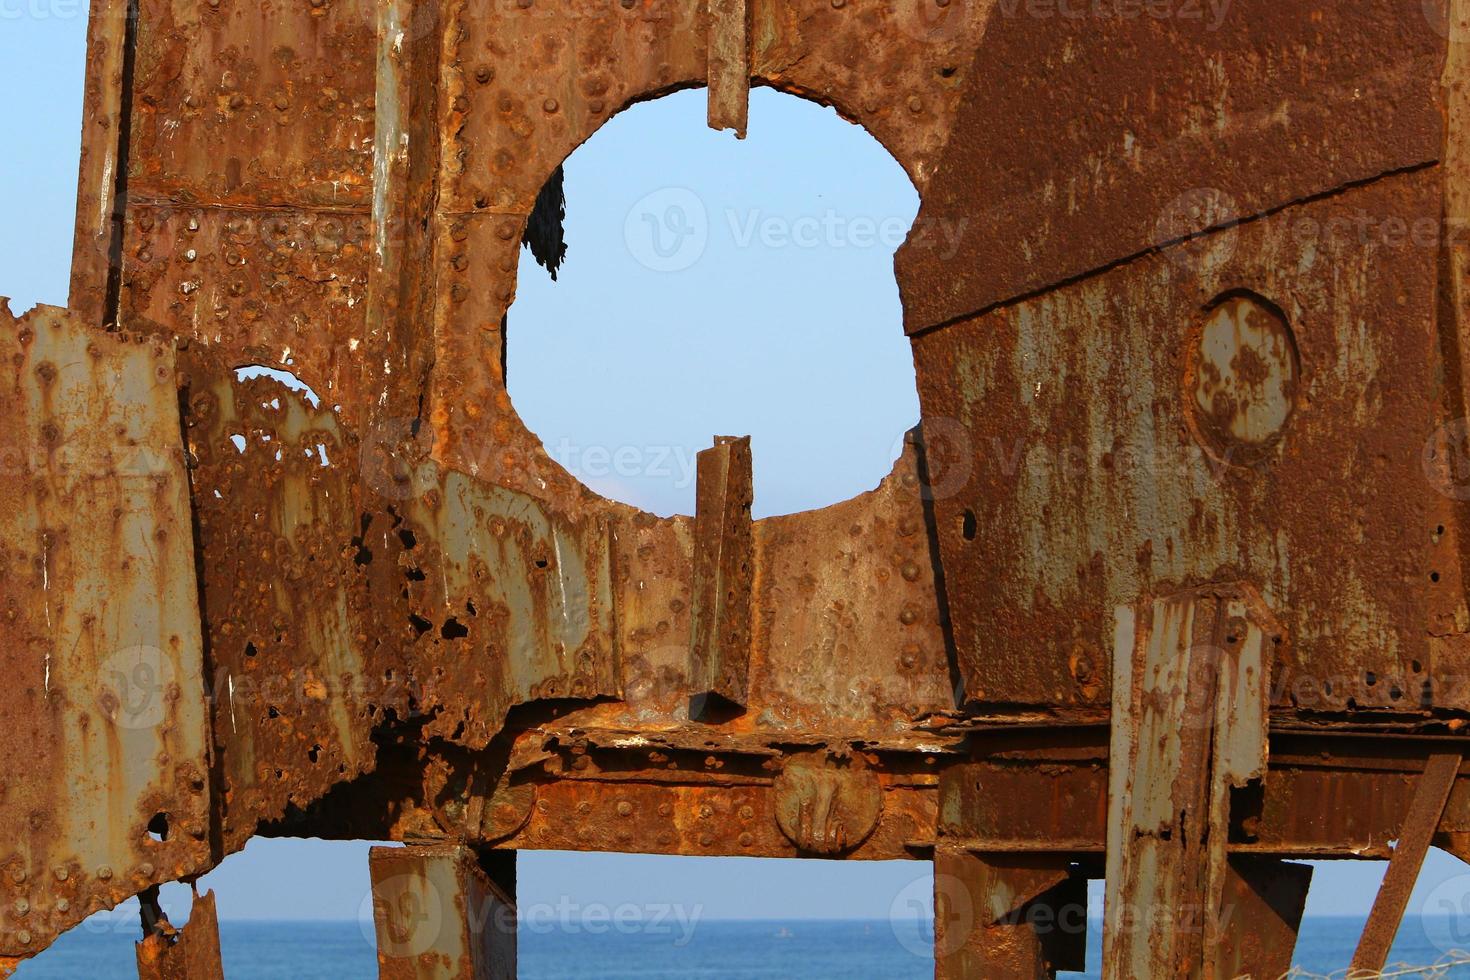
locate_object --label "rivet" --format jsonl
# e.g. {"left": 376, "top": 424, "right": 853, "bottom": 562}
{"left": 616, "top": 800, "right": 634, "bottom": 817}
{"left": 17, "top": 930, "right": 30, "bottom": 945}
{"left": 274, "top": 93, "right": 291, "bottom": 111}
{"left": 8, "top": 869, "right": 24, "bottom": 885}
{"left": 55, "top": 899, "right": 69, "bottom": 913}
{"left": 184, "top": 249, "right": 198, "bottom": 263}
{"left": 516, "top": 0, "right": 531, "bottom": 7}
{"left": 139, "top": 863, "right": 155, "bottom": 877}
{"left": 901, "top": 561, "right": 921, "bottom": 582}
{"left": 699, "top": 833, "right": 713, "bottom": 846}
{"left": 831, "top": 0, "right": 845, "bottom": 6}
{"left": 908, "top": 96, "right": 924, "bottom": 114}
{"left": 474, "top": 65, "right": 493, "bottom": 85}
{"left": 13, "top": 900, "right": 28, "bottom": 917}
{"left": 496, "top": 221, "right": 517, "bottom": 240}
{"left": 937, "top": 0, "right": 950, "bottom": 6}
{"left": 543, "top": 98, "right": 559, "bottom": 114}
{"left": 739, "top": 832, "right": 754, "bottom": 847}
{"left": 900, "top": 645, "right": 920, "bottom": 669}
{"left": 229, "top": 94, "right": 245, "bottom": 110}
{"left": 52, "top": 868, "right": 67, "bottom": 882}
{"left": 739, "top": 805, "right": 754, "bottom": 820}
{"left": 899, "top": 607, "right": 918, "bottom": 626}
{"left": 621, "top": 0, "right": 635, "bottom": 7}
{"left": 187, "top": 216, "right": 200, "bottom": 233}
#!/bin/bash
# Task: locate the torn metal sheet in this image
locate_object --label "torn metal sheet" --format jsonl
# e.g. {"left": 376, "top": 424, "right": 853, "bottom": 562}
{"left": 0, "top": 303, "right": 210, "bottom": 958}
{"left": 135, "top": 888, "right": 225, "bottom": 980}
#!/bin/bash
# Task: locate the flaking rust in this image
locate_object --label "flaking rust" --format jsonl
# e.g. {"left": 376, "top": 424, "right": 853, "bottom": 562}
{"left": 10, "top": 1, "right": 1470, "bottom": 977}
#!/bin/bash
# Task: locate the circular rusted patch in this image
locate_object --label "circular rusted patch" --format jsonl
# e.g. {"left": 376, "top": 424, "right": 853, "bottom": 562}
{"left": 772, "top": 760, "right": 882, "bottom": 855}
{"left": 1185, "top": 293, "right": 1300, "bottom": 467}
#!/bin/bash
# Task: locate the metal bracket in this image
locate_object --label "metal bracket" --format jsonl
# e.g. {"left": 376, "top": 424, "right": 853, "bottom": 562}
{"left": 707, "top": 0, "right": 750, "bottom": 137}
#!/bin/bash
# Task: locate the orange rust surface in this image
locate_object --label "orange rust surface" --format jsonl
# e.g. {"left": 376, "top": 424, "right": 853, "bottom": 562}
{"left": 12, "top": 0, "right": 1470, "bottom": 973}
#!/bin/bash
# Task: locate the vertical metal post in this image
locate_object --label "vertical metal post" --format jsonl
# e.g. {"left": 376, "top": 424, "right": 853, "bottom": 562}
{"left": 1104, "top": 587, "right": 1285, "bottom": 978}
{"left": 689, "top": 435, "right": 754, "bottom": 718}
{"left": 369, "top": 845, "right": 516, "bottom": 980}
{"left": 707, "top": 0, "right": 750, "bottom": 137}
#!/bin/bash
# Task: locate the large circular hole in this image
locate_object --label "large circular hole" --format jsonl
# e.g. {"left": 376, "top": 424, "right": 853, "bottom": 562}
{"left": 506, "top": 89, "right": 921, "bottom": 518}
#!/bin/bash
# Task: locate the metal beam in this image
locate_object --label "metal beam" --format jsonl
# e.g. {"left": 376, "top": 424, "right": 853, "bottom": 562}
{"left": 1349, "top": 753, "right": 1462, "bottom": 975}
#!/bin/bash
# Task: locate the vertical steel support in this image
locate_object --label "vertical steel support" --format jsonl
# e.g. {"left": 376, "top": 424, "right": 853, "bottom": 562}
{"left": 135, "top": 890, "right": 225, "bottom": 980}
{"left": 1104, "top": 587, "right": 1287, "bottom": 978}
{"left": 1349, "top": 753, "right": 1462, "bottom": 974}
{"left": 933, "top": 848, "right": 1085, "bottom": 980}
{"left": 68, "top": 0, "right": 134, "bottom": 325}
{"left": 706, "top": 0, "right": 749, "bottom": 137}
{"left": 369, "top": 845, "right": 516, "bottom": 980}
{"left": 689, "top": 435, "right": 754, "bottom": 718}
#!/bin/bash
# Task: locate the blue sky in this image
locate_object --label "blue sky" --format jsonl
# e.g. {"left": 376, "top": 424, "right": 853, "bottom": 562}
{"left": 2, "top": 2, "right": 1466, "bottom": 958}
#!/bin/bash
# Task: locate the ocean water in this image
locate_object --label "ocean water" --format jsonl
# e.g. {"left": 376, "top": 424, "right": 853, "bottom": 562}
{"left": 14, "top": 916, "right": 1470, "bottom": 978}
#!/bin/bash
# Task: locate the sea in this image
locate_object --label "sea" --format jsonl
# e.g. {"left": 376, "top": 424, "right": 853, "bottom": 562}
{"left": 12, "top": 916, "right": 1470, "bottom": 978}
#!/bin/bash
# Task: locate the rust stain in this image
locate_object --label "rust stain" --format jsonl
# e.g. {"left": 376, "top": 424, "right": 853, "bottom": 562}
{"left": 5, "top": 1, "right": 1470, "bottom": 975}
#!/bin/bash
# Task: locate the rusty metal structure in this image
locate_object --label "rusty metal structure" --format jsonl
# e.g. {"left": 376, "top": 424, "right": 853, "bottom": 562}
{"left": 9, "top": 0, "right": 1470, "bottom": 976}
